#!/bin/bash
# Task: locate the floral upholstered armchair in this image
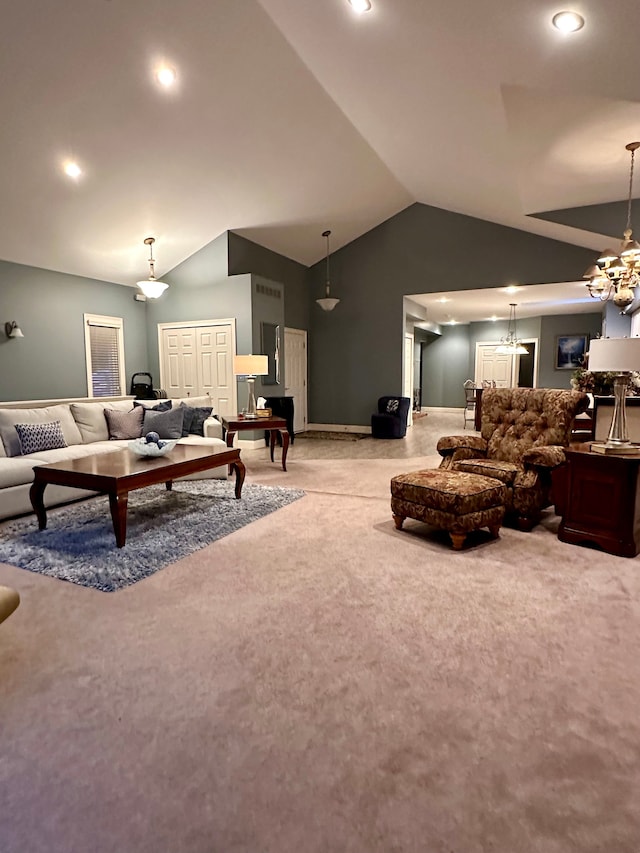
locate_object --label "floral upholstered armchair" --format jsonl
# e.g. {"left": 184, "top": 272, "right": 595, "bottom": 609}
{"left": 437, "top": 388, "right": 589, "bottom": 531}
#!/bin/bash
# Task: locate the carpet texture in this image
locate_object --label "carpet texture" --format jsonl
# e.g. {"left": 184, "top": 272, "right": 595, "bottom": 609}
{"left": 0, "top": 480, "right": 304, "bottom": 592}
{"left": 1, "top": 418, "right": 639, "bottom": 853}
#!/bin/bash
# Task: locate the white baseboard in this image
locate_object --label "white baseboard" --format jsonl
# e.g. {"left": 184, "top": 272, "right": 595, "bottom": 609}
{"left": 423, "top": 407, "right": 464, "bottom": 414}
{"left": 307, "top": 423, "right": 372, "bottom": 435}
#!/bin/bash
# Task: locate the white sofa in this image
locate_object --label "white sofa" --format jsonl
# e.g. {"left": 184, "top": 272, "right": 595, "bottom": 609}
{"left": 0, "top": 395, "right": 229, "bottom": 521}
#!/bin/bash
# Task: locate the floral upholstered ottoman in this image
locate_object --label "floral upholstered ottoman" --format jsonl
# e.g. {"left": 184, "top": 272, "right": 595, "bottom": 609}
{"left": 390, "top": 469, "right": 507, "bottom": 550}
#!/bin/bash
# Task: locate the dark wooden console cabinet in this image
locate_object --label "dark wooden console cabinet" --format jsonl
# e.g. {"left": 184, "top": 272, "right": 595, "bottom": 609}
{"left": 556, "top": 444, "right": 640, "bottom": 557}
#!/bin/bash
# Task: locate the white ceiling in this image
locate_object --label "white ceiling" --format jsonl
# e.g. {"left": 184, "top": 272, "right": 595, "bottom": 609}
{"left": 409, "top": 281, "right": 602, "bottom": 326}
{"left": 1, "top": 0, "right": 639, "bottom": 286}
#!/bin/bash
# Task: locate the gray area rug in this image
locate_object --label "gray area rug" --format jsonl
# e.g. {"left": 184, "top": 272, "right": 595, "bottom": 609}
{"left": 0, "top": 481, "right": 304, "bottom": 592}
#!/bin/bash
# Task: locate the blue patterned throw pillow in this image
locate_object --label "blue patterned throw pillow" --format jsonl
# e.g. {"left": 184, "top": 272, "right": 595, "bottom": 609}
{"left": 386, "top": 399, "right": 400, "bottom": 414}
{"left": 15, "top": 420, "right": 67, "bottom": 455}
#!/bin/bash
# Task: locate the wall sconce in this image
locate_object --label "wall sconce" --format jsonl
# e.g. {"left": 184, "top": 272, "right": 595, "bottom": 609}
{"left": 4, "top": 321, "right": 24, "bottom": 339}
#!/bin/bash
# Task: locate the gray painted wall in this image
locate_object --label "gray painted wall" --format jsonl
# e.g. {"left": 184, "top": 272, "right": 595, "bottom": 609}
{"left": 0, "top": 259, "right": 148, "bottom": 402}
{"left": 538, "top": 313, "right": 603, "bottom": 389}
{"left": 603, "top": 301, "right": 632, "bottom": 338}
{"left": 251, "top": 275, "right": 285, "bottom": 402}
{"left": 228, "top": 232, "right": 309, "bottom": 333}
{"left": 306, "top": 203, "right": 596, "bottom": 426}
{"left": 145, "top": 274, "right": 253, "bottom": 392}
{"left": 422, "top": 326, "right": 470, "bottom": 408}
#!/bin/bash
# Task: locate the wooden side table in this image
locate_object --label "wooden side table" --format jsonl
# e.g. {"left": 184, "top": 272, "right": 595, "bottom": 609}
{"left": 221, "top": 415, "right": 289, "bottom": 471}
{"left": 556, "top": 443, "right": 640, "bottom": 557}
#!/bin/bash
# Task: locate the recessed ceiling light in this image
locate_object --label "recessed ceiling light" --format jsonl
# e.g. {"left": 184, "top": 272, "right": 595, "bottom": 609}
{"left": 504, "top": 285, "right": 521, "bottom": 294}
{"left": 348, "top": 0, "right": 372, "bottom": 13}
{"left": 437, "top": 297, "right": 450, "bottom": 303}
{"left": 552, "top": 11, "right": 585, "bottom": 33}
{"left": 490, "top": 316, "right": 498, "bottom": 322}
{"left": 156, "top": 65, "right": 177, "bottom": 87}
{"left": 63, "top": 161, "right": 82, "bottom": 179}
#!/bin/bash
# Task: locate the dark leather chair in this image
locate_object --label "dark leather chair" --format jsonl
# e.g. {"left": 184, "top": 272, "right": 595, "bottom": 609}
{"left": 371, "top": 396, "right": 410, "bottom": 439}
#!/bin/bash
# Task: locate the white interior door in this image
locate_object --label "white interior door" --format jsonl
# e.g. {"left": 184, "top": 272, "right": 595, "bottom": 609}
{"left": 196, "top": 325, "right": 234, "bottom": 417}
{"left": 404, "top": 333, "right": 414, "bottom": 427}
{"left": 475, "top": 343, "right": 515, "bottom": 387}
{"left": 159, "top": 319, "right": 236, "bottom": 414}
{"left": 284, "top": 327, "right": 307, "bottom": 433}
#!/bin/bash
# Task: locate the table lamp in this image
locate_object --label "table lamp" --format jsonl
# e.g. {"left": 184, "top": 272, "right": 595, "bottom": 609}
{"left": 233, "top": 354, "right": 269, "bottom": 419}
{"left": 588, "top": 336, "right": 640, "bottom": 453}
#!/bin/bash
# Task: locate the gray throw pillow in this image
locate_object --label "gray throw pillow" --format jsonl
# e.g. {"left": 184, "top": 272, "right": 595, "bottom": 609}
{"left": 104, "top": 407, "right": 144, "bottom": 440}
{"left": 179, "top": 403, "right": 213, "bottom": 437}
{"left": 143, "top": 406, "right": 185, "bottom": 439}
{"left": 14, "top": 420, "right": 67, "bottom": 455}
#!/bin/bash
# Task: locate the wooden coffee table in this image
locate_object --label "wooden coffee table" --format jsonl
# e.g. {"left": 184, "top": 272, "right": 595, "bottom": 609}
{"left": 29, "top": 445, "right": 245, "bottom": 548}
{"left": 221, "top": 415, "right": 289, "bottom": 471}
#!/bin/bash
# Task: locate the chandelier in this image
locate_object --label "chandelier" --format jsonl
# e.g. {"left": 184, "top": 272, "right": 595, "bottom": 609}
{"left": 495, "top": 304, "right": 528, "bottom": 355}
{"left": 136, "top": 237, "right": 169, "bottom": 299}
{"left": 316, "top": 229, "right": 340, "bottom": 312}
{"left": 584, "top": 141, "right": 640, "bottom": 311}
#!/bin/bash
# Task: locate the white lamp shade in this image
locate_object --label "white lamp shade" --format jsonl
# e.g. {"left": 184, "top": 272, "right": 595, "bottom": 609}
{"left": 137, "top": 279, "right": 169, "bottom": 299}
{"left": 233, "top": 354, "right": 269, "bottom": 376}
{"left": 588, "top": 337, "right": 640, "bottom": 372}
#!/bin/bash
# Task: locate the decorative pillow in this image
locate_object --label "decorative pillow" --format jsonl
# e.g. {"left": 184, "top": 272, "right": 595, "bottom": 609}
{"left": 386, "top": 399, "right": 400, "bottom": 414}
{"left": 104, "top": 406, "right": 144, "bottom": 440}
{"left": 133, "top": 399, "right": 172, "bottom": 412}
{"left": 143, "top": 406, "right": 185, "bottom": 439}
{"left": 179, "top": 403, "right": 213, "bottom": 437}
{"left": 14, "top": 420, "right": 67, "bottom": 455}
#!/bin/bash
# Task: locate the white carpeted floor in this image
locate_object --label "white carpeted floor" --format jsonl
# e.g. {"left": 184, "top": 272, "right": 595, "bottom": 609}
{"left": 1, "top": 413, "right": 639, "bottom": 853}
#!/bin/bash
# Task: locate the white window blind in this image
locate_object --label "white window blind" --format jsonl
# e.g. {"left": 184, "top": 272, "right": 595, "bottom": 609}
{"left": 84, "top": 314, "right": 126, "bottom": 397}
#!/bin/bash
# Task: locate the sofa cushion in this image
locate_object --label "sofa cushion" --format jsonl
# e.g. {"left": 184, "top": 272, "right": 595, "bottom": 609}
{"left": 15, "top": 420, "right": 67, "bottom": 455}
{"left": 105, "top": 406, "right": 144, "bottom": 440}
{"left": 0, "top": 404, "right": 83, "bottom": 457}
{"left": 172, "top": 395, "right": 214, "bottom": 409}
{"left": 452, "top": 458, "right": 520, "bottom": 486}
{"left": 143, "top": 406, "right": 185, "bottom": 439}
{"left": 179, "top": 403, "right": 213, "bottom": 436}
{"left": 71, "top": 400, "right": 132, "bottom": 443}
{"left": 0, "top": 457, "right": 50, "bottom": 489}
{"left": 28, "top": 444, "right": 122, "bottom": 464}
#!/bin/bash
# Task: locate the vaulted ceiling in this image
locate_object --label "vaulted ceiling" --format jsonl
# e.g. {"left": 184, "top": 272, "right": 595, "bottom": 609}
{"left": 1, "top": 0, "right": 638, "bottom": 287}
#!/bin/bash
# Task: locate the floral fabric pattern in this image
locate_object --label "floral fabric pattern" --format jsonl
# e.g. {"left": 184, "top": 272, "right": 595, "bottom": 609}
{"left": 391, "top": 469, "right": 506, "bottom": 514}
{"left": 435, "top": 388, "right": 588, "bottom": 530}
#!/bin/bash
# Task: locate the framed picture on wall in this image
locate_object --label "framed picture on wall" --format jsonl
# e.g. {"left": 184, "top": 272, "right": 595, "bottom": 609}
{"left": 556, "top": 334, "right": 588, "bottom": 370}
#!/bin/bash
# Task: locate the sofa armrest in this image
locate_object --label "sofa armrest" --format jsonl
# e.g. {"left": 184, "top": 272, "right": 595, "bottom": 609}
{"left": 203, "top": 416, "right": 223, "bottom": 441}
{"left": 436, "top": 435, "right": 488, "bottom": 456}
{"left": 521, "top": 445, "right": 566, "bottom": 469}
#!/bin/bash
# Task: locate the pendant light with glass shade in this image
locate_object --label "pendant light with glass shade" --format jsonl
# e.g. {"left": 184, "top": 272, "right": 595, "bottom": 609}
{"left": 136, "top": 237, "right": 169, "bottom": 299}
{"left": 316, "top": 229, "right": 340, "bottom": 311}
{"left": 495, "top": 304, "right": 528, "bottom": 354}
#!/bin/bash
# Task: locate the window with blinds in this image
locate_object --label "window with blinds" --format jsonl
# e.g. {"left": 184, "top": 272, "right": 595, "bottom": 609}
{"left": 84, "top": 314, "right": 126, "bottom": 397}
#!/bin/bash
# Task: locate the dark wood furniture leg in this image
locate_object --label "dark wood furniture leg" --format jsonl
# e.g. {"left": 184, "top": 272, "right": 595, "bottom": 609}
{"left": 108, "top": 491, "right": 129, "bottom": 548}
{"left": 230, "top": 459, "right": 246, "bottom": 498}
{"left": 269, "top": 429, "right": 277, "bottom": 462}
{"left": 225, "top": 430, "right": 236, "bottom": 448}
{"left": 30, "top": 478, "right": 48, "bottom": 530}
{"left": 279, "top": 429, "right": 289, "bottom": 471}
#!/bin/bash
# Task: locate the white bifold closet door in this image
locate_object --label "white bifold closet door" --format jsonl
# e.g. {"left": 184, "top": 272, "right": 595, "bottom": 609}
{"left": 159, "top": 319, "right": 236, "bottom": 417}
